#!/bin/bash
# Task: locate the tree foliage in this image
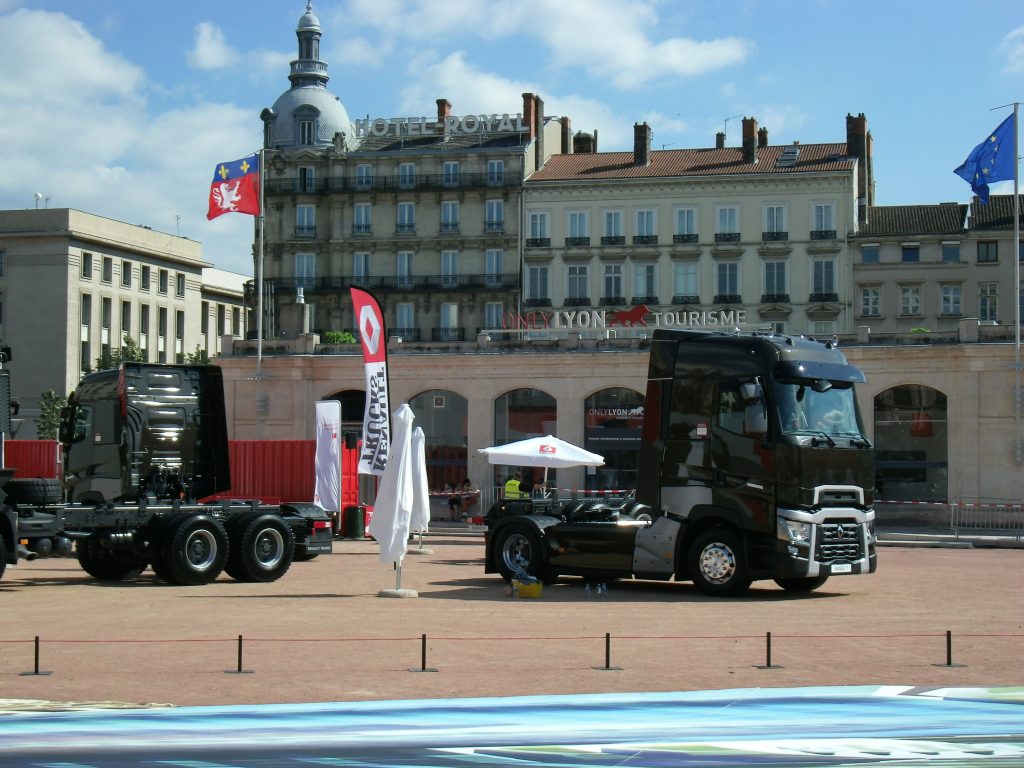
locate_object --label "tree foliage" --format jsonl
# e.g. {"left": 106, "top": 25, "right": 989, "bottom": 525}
{"left": 94, "top": 335, "right": 145, "bottom": 371}
{"left": 34, "top": 390, "right": 66, "bottom": 440}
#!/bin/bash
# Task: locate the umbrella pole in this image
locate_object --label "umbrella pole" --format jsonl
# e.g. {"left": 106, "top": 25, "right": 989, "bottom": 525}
{"left": 395, "top": 562, "right": 402, "bottom": 590}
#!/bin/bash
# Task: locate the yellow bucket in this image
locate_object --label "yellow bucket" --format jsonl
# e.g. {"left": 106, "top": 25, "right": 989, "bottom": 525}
{"left": 512, "top": 579, "right": 543, "bottom": 599}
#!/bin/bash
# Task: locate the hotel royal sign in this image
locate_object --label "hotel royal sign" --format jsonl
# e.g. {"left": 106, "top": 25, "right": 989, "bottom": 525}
{"left": 354, "top": 113, "right": 528, "bottom": 138}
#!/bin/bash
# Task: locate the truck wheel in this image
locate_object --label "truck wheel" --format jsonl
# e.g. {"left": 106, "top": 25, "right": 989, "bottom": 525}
{"left": 162, "top": 514, "right": 229, "bottom": 586}
{"left": 494, "top": 525, "right": 554, "bottom": 583}
{"left": 225, "top": 513, "right": 295, "bottom": 582}
{"left": 76, "top": 534, "right": 147, "bottom": 581}
{"left": 4, "top": 478, "right": 63, "bottom": 506}
{"left": 688, "top": 528, "right": 752, "bottom": 596}
{"left": 774, "top": 575, "right": 829, "bottom": 593}
{"left": 147, "top": 514, "right": 184, "bottom": 583}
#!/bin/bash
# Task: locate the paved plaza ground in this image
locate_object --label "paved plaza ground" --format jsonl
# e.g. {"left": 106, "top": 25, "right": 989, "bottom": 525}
{"left": 0, "top": 534, "right": 1021, "bottom": 709}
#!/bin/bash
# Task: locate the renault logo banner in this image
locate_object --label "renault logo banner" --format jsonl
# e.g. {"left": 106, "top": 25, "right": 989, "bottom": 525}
{"left": 350, "top": 287, "right": 391, "bottom": 476}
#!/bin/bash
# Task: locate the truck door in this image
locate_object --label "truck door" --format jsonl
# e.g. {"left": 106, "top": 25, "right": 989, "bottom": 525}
{"left": 710, "top": 380, "right": 774, "bottom": 533}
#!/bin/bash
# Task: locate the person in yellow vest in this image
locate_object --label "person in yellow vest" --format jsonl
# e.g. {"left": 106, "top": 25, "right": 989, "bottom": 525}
{"left": 504, "top": 471, "right": 525, "bottom": 499}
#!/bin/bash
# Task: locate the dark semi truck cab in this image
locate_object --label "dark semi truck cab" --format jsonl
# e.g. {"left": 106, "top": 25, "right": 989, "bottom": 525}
{"left": 0, "top": 363, "right": 332, "bottom": 585}
{"left": 485, "top": 329, "right": 877, "bottom": 596}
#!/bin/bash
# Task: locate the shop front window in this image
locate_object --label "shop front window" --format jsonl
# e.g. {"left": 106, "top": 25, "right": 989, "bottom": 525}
{"left": 874, "top": 385, "right": 948, "bottom": 502}
{"left": 583, "top": 388, "right": 644, "bottom": 493}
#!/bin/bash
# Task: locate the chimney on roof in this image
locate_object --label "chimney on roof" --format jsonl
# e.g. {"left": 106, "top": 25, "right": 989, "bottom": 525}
{"left": 757, "top": 126, "right": 768, "bottom": 147}
{"left": 742, "top": 117, "right": 758, "bottom": 163}
{"left": 846, "top": 112, "right": 873, "bottom": 225}
{"left": 715, "top": 131, "right": 726, "bottom": 149}
{"left": 522, "top": 92, "right": 537, "bottom": 141}
{"left": 560, "top": 116, "right": 573, "bottom": 154}
{"left": 573, "top": 131, "right": 597, "bottom": 153}
{"left": 534, "top": 95, "right": 545, "bottom": 168}
{"left": 436, "top": 98, "right": 451, "bottom": 135}
{"left": 633, "top": 122, "right": 652, "bottom": 166}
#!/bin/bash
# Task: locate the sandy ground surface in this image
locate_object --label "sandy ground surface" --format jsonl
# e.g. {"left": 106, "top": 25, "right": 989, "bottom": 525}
{"left": 0, "top": 534, "right": 1021, "bottom": 709}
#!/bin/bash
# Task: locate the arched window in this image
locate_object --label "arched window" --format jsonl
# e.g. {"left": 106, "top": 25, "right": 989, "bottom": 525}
{"left": 584, "top": 387, "right": 644, "bottom": 492}
{"left": 493, "top": 388, "right": 556, "bottom": 489}
{"left": 874, "top": 385, "right": 947, "bottom": 502}
{"left": 408, "top": 389, "right": 468, "bottom": 491}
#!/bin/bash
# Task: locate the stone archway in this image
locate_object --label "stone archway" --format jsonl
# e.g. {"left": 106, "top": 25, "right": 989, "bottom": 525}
{"left": 874, "top": 384, "right": 948, "bottom": 502}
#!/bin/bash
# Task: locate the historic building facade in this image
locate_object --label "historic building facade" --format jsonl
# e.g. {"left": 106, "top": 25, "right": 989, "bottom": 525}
{"left": 0, "top": 208, "right": 246, "bottom": 436}
{"left": 255, "top": 4, "right": 569, "bottom": 343}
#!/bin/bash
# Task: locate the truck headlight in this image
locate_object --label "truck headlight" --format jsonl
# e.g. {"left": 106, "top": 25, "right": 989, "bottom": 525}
{"left": 778, "top": 518, "right": 811, "bottom": 545}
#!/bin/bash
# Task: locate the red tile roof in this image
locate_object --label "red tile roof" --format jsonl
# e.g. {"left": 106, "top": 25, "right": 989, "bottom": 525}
{"left": 528, "top": 143, "right": 855, "bottom": 182}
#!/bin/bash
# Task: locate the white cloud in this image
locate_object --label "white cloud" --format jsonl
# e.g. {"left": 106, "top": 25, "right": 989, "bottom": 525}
{"left": 397, "top": 51, "right": 539, "bottom": 116}
{"left": 188, "top": 22, "right": 239, "bottom": 70}
{"left": 999, "top": 26, "right": 1024, "bottom": 73}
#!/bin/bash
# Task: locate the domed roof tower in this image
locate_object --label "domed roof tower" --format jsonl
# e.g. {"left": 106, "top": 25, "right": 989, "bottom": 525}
{"left": 260, "top": 2, "right": 355, "bottom": 150}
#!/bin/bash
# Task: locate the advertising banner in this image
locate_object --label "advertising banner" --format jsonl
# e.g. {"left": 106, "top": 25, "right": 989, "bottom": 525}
{"left": 313, "top": 400, "right": 341, "bottom": 512}
{"left": 350, "top": 287, "right": 391, "bottom": 476}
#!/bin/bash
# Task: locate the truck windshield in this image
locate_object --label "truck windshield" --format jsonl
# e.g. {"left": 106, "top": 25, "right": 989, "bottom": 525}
{"left": 773, "top": 380, "right": 863, "bottom": 437}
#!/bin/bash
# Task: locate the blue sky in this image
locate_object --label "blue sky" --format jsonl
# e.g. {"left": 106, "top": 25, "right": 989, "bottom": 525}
{"left": 1, "top": 0, "right": 1022, "bottom": 275}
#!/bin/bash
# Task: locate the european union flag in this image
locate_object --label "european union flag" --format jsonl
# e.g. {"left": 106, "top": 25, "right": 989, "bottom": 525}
{"left": 954, "top": 113, "right": 1016, "bottom": 204}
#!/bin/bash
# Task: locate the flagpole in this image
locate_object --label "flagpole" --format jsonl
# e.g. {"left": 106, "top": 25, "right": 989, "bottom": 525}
{"left": 1013, "top": 102, "right": 1021, "bottom": 465}
{"left": 256, "top": 148, "right": 265, "bottom": 440}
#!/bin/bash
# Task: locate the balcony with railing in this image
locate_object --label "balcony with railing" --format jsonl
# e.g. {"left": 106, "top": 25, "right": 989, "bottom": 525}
{"left": 672, "top": 294, "right": 700, "bottom": 304}
{"left": 673, "top": 233, "right": 698, "bottom": 244}
{"left": 294, "top": 225, "right": 317, "bottom": 238}
{"left": 352, "top": 224, "right": 372, "bottom": 235}
{"left": 811, "top": 230, "right": 837, "bottom": 240}
{"left": 396, "top": 224, "right": 416, "bottom": 235}
{"left": 565, "top": 236, "right": 591, "bottom": 247}
{"left": 484, "top": 220, "right": 505, "bottom": 234}
{"left": 599, "top": 296, "right": 626, "bottom": 306}
{"left": 809, "top": 292, "right": 840, "bottom": 303}
{"left": 525, "top": 237, "right": 551, "bottom": 248}
{"left": 439, "top": 223, "right": 461, "bottom": 235}
{"left": 714, "top": 233, "right": 741, "bottom": 243}
{"left": 762, "top": 231, "right": 788, "bottom": 241}
{"left": 523, "top": 297, "right": 552, "bottom": 307}
{"left": 601, "top": 235, "right": 625, "bottom": 246}
{"left": 563, "top": 296, "right": 590, "bottom": 306}
{"left": 432, "top": 327, "right": 465, "bottom": 342}
{"left": 760, "top": 293, "right": 791, "bottom": 304}
{"left": 249, "top": 273, "right": 520, "bottom": 296}
{"left": 633, "top": 235, "right": 659, "bottom": 245}
{"left": 631, "top": 295, "right": 658, "bottom": 305}
{"left": 713, "top": 294, "right": 742, "bottom": 304}
{"left": 389, "top": 327, "right": 421, "bottom": 342}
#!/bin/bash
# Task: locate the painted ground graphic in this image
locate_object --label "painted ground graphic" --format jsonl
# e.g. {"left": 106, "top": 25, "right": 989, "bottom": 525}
{"left": 0, "top": 685, "right": 1022, "bottom": 767}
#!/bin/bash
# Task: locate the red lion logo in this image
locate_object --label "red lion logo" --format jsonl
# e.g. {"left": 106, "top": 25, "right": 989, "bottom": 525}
{"left": 607, "top": 304, "right": 651, "bottom": 327}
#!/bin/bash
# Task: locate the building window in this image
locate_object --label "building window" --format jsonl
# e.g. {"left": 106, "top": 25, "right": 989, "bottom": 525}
{"left": 526, "top": 265, "right": 550, "bottom": 301}
{"left": 0, "top": 249, "right": 5, "bottom": 278}
{"left": 527, "top": 211, "right": 550, "bottom": 247}
{"left": 603, "top": 264, "right": 623, "bottom": 301}
{"left": 140, "top": 265, "right": 150, "bottom": 291}
{"left": 940, "top": 284, "right": 962, "bottom": 316}
{"left": 443, "top": 160, "right": 460, "bottom": 187}
{"left": 813, "top": 203, "right": 835, "bottom": 235}
{"left": 716, "top": 205, "right": 739, "bottom": 234}
{"left": 217, "top": 304, "right": 226, "bottom": 336}
{"left": 355, "top": 164, "right": 373, "bottom": 190}
{"left": 860, "top": 244, "right": 880, "bottom": 264}
{"left": 674, "top": 207, "right": 697, "bottom": 242}
{"left": 979, "top": 282, "right": 998, "bottom": 321}
{"left": 81, "top": 252, "right": 93, "bottom": 280}
{"left": 175, "top": 310, "right": 185, "bottom": 363}
{"left": 296, "top": 204, "right": 316, "bottom": 237}
{"left": 441, "top": 250, "right": 459, "bottom": 286}
{"left": 942, "top": 242, "right": 961, "bottom": 262}
{"left": 121, "top": 260, "right": 132, "bottom": 288}
{"left": 158, "top": 269, "right": 169, "bottom": 295}
{"left": 484, "top": 301, "right": 503, "bottom": 328}
{"left": 399, "top": 162, "right": 416, "bottom": 189}
{"left": 673, "top": 262, "right": 698, "bottom": 300}
{"left": 101, "top": 297, "right": 112, "bottom": 358}
{"left": 485, "top": 249, "right": 503, "bottom": 287}
{"left": 397, "top": 202, "right": 415, "bottom": 234}
{"left": 860, "top": 286, "right": 881, "bottom": 317}
{"left": 80, "top": 293, "right": 91, "bottom": 373}
{"left": 395, "top": 302, "right": 415, "bottom": 336}
{"left": 397, "top": 251, "right": 414, "bottom": 288}
{"left": 353, "top": 202, "right": 372, "bottom": 234}
{"left": 764, "top": 260, "right": 787, "bottom": 298}
{"left": 295, "top": 253, "right": 315, "bottom": 288}
{"left": 901, "top": 244, "right": 920, "bottom": 263}
{"left": 716, "top": 262, "right": 739, "bottom": 297}
{"left": 810, "top": 320, "right": 836, "bottom": 335}
{"left": 635, "top": 209, "right": 656, "bottom": 237}
{"left": 900, "top": 285, "right": 921, "bottom": 316}
{"left": 440, "top": 200, "right": 460, "bottom": 233}
{"left": 201, "top": 301, "right": 209, "bottom": 335}
{"left": 298, "top": 165, "right": 316, "bottom": 192}
{"left": 158, "top": 307, "right": 167, "bottom": 363}
{"left": 353, "top": 252, "right": 370, "bottom": 280}
{"left": 485, "top": 200, "right": 504, "bottom": 232}
{"left": 978, "top": 241, "right": 998, "bottom": 263}
{"left": 633, "top": 263, "right": 656, "bottom": 301}
{"left": 139, "top": 304, "right": 149, "bottom": 361}
{"left": 102, "top": 256, "right": 113, "bottom": 284}
{"left": 298, "top": 119, "right": 315, "bottom": 145}
{"left": 232, "top": 307, "right": 240, "bottom": 337}
{"left": 175, "top": 273, "right": 185, "bottom": 298}
{"left": 439, "top": 302, "right": 459, "bottom": 340}
{"left": 487, "top": 159, "right": 505, "bottom": 186}
{"left": 121, "top": 300, "right": 131, "bottom": 338}
{"left": 568, "top": 211, "right": 589, "bottom": 239}
{"left": 812, "top": 259, "right": 835, "bottom": 296}
{"left": 603, "top": 210, "right": 623, "bottom": 238}
{"left": 763, "top": 204, "right": 785, "bottom": 234}
{"left": 567, "top": 265, "right": 589, "bottom": 301}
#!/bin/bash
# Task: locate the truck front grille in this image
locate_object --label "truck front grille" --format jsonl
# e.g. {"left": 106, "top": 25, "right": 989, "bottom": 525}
{"left": 817, "top": 521, "right": 864, "bottom": 562}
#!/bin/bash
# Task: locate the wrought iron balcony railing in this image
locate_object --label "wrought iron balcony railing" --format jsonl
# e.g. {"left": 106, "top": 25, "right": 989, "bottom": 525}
{"left": 714, "top": 233, "right": 741, "bottom": 243}
{"left": 565, "top": 236, "right": 591, "bottom": 247}
{"left": 248, "top": 273, "right": 521, "bottom": 295}
{"left": 525, "top": 237, "right": 551, "bottom": 248}
{"left": 264, "top": 170, "right": 525, "bottom": 195}
{"left": 762, "top": 231, "right": 788, "bottom": 241}
{"left": 810, "top": 292, "right": 839, "bottom": 303}
{"left": 713, "top": 293, "right": 742, "bottom": 304}
{"left": 601, "top": 235, "right": 625, "bottom": 246}
{"left": 760, "top": 293, "right": 790, "bottom": 303}
{"left": 673, "top": 233, "right": 698, "bottom": 244}
{"left": 672, "top": 294, "right": 701, "bottom": 304}
{"left": 810, "top": 230, "right": 837, "bottom": 240}
{"left": 633, "top": 235, "right": 659, "bottom": 245}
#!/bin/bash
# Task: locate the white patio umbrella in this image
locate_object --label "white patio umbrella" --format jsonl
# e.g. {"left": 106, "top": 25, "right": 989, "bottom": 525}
{"left": 478, "top": 435, "right": 604, "bottom": 487}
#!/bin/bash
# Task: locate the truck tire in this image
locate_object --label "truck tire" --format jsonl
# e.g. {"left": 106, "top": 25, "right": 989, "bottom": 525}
{"left": 224, "top": 513, "right": 295, "bottom": 583}
{"left": 774, "top": 575, "right": 829, "bottom": 593}
{"left": 147, "top": 514, "right": 184, "bottom": 583}
{"left": 687, "top": 528, "right": 752, "bottom": 597}
{"left": 493, "top": 524, "right": 554, "bottom": 584}
{"left": 76, "top": 534, "right": 148, "bottom": 581}
{"left": 161, "top": 514, "right": 229, "bottom": 586}
{"left": 4, "top": 478, "right": 62, "bottom": 506}
{"left": 0, "top": 533, "right": 7, "bottom": 581}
